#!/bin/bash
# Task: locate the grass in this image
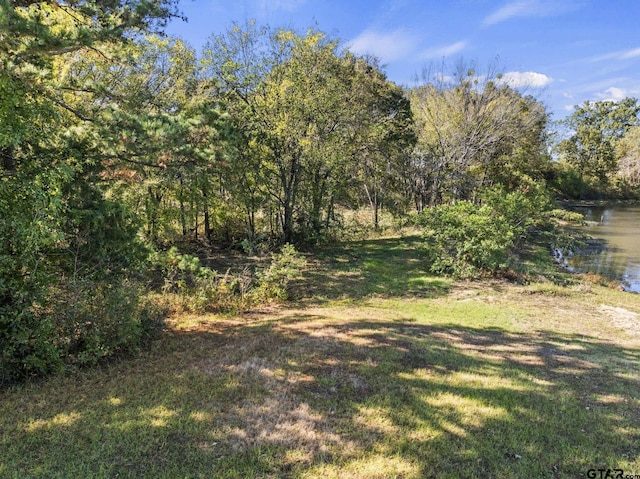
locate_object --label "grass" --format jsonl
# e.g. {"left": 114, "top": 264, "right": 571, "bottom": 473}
{"left": 1, "top": 234, "right": 640, "bottom": 478}
{"left": 301, "top": 233, "right": 451, "bottom": 301}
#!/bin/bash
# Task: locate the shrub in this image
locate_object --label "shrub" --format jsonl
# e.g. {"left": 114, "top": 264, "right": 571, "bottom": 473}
{"left": 0, "top": 278, "right": 167, "bottom": 385}
{"left": 421, "top": 185, "right": 558, "bottom": 278}
{"left": 480, "top": 183, "right": 553, "bottom": 243}
{"left": 254, "top": 244, "right": 306, "bottom": 301}
{"left": 422, "top": 201, "right": 515, "bottom": 278}
{"left": 51, "top": 279, "right": 165, "bottom": 366}
{"left": 150, "top": 244, "right": 306, "bottom": 310}
{"left": 0, "top": 308, "right": 63, "bottom": 383}
{"left": 149, "top": 247, "right": 253, "bottom": 313}
{"left": 240, "top": 233, "right": 269, "bottom": 255}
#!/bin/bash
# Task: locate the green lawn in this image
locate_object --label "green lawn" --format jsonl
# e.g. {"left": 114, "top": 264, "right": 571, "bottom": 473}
{"left": 1, "top": 235, "right": 639, "bottom": 478}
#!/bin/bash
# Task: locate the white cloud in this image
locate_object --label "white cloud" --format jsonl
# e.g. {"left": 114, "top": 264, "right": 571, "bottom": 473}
{"left": 597, "top": 86, "right": 640, "bottom": 102}
{"left": 484, "top": 0, "right": 533, "bottom": 25}
{"left": 561, "top": 84, "right": 640, "bottom": 113}
{"left": 483, "top": 0, "right": 583, "bottom": 26}
{"left": 621, "top": 47, "right": 640, "bottom": 60}
{"left": 420, "top": 41, "right": 467, "bottom": 59}
{"left": 603, "top": 87, "right": 627, "bottom": 101}
{"left": 589, "top": 47, "right": 640, "bottom": 62}
{"left": 498, "top": 71, "right": 552, "bottom": 88}
{"left": 348, "top": 29, "right": 420, "bottom": 62}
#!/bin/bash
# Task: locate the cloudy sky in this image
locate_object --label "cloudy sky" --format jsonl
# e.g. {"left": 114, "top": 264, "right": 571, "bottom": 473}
{"left": 165, "top": 0, "right": 640, "bottom": 119}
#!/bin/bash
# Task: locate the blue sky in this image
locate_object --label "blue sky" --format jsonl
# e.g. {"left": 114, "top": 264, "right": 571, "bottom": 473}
{"left": 165, "top": 0, "right": 640, "bottom": 120}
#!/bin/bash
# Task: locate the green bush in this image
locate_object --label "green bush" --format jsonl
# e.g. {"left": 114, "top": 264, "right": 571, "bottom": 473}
{"left": 151, "top": 244, "right": 306, "bottom": 309}
{"left": 254, "top": 244, "right": 306, "bottom": 301}
{"left": 422, "top": 201, "right": 515, "bottom": 278}
{"left": 0, "top": 308, "right": 63, "bottom": 383}
{"left": 51, "top": 280, "right": 149, "bottom": 366}
{"left": 0, "top": 279, "right": 167, "bottom": 384}
{"left": 149, "top": 247, "right": 252, "bottom": 313}
{"left": 421, "top": 185, "right": 556, "bottom": 278}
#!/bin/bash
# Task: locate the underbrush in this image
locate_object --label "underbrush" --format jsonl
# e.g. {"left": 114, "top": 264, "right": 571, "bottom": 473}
{"left": 1, "top": 278, "right": 167, "bottom": 385}
{"left": 417, "top": 185, "right": 586, "bottom": 280}
{"left": 0, "top": 244, "right": 306, "bottom": 387}
{"left": 150, "top": 243, "right": 306, "bottom": 313}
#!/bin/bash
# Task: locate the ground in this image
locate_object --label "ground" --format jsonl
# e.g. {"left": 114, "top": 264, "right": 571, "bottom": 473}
{"left": 1, "top": 234, "right": 639, "bottom": 478}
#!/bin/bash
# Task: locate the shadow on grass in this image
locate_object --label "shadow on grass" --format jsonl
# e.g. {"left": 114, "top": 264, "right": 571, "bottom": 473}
{"left": 2, "top": 315, "right": 639, "bottom": 478}
{"left": 298, "top": 234, "right": 451, "bottom": 302}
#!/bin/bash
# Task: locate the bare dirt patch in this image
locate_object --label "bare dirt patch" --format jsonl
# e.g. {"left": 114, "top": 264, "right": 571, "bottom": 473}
{"left": 600, "top": 304, "right": 640, "bottom": 336}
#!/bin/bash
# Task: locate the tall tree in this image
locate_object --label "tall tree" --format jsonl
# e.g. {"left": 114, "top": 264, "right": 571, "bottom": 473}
{"left": 202, "top": 23, "right": 414, "bottom": 242}
{"left": 557, "top": 98, "right": 640, "bottom": 183}
{"left": 58, "top": 36, "right": 233, "bottom": 243}
{"left": 0, "top": 0, "right": 182, "bottom": 380}
{"left": 409, "top": 63, "right": 549, "bottom": 206}
{"left": 616, "top": 125, "right": 640, "bottom": 187}
{"left": 346, "top": 57, "right": 415, "bottom": 228}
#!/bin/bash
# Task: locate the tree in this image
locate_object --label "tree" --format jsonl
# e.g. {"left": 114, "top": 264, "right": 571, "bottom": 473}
{"left": 409, "top": 62, "right": 550, "bottom": 207}
{"left": 557, "top": 98, "right": 640, "bottom": 183}
{"left": 202, "top": 23, "right": 415, "bottom": 242}
{"left": 58, "top": 35, "right": 235, "bottom": 244}
{"left": 616, "top": 125, "right": 640, "bottom": 187}
{"left": 1, "top": 0, "right": 182, "bottom": 381}
{"left": 0, "top": 0, "right": 181, "bottom": 155}
{"left": 340, "top": 57, "right": 415, "bottom": 229}
{"left": 0, "top": 0, "right": 179, "bottom": 59}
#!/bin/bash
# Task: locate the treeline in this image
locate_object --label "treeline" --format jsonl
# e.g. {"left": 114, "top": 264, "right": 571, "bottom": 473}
{"left": 554, "top": 98, "right": 640, "bottom": 199}
{"left": 2, "top": 0, "right": 640, "bottom": 382}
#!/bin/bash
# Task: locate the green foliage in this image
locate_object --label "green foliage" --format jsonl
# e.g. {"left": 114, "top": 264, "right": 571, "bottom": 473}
{"left": 1, "top": 0, "right": 180, "bottom": 66}
{"left": 0, "top": 159, "right": 72, "bottom": 382}
{"left": 254, "top": 244, "right": 306, "bottom": 301}
{"left": 149, "top": 243, "right": 306, "bottom": 310}
{"left": 150, "top": 247, "right": 249, "bottom": 313}
{"left": 151, "top": 247, "right": 202, "bottom": 293}
{"left": 422, "top": 201, "right": 515, "bottom": 278}
{"left": 0, "top": 309, "right": 62, "bottom": 382}
{"left": 1, "top": 279, "right": 166, "bottom": 383}
{"left": 615, "top": 124, "right": 640, "bottom": 192}
{"left": 202, "top": 24, "right": 415, "bottom": 243}
{"left": 0, "top": 0, "right": 180, "bottom": 384}
{"left": 421, "top": 185, "right": 555, "bottom": 278}
{"left": 550, "top": 162, "right": 593, "bottom": 199}
{"left": 480, "top": 183, "right": 553, "bottom": 245}
{"left": 50, "top": 280, "right": 163, "bottom": 366}
{"left": 0, "top": 148, "right": 150, "bottom": 381}
{"left": 240, "top": 233, "right": 270, "bottom": 255}
{"left": 557, "top": 98, "right": 640, "bottom": 187}
{"left": 546, "top": 208, "right": 585, "bottom": 224}
{"left": 409, "top": 63, "right": 550, "bottom": 207}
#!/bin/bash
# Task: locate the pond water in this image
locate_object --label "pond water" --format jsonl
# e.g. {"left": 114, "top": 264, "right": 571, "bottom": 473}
{"left": 563, "top": 205, "right": 640, "bottom": 293}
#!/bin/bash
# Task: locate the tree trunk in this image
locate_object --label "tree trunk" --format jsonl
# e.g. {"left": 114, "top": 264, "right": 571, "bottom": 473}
{"left": 179, "top": 177, "right": 187, "bottom": 237}
{"left": 363, "top": 183, "right": 380, "bottom": 230}
{"left": 310, "top": 169, "right": 329, "bottom": 237}
{"left": 146, "top": 186, "right": 162, "bottom": 242}
{"left": 325, "top": 195, "right": 334, "bottom": 230}
{"left": 202, "top": 184, "right": 211, "bottom": 241}
{"left": 374, "top": 195, "right": 379, "bottom": 231}
{"left": 280, "top": 154, "right": 301, "bottom": 244}
{"left": 283, "top": 201, "right": 293, "bottom": 244}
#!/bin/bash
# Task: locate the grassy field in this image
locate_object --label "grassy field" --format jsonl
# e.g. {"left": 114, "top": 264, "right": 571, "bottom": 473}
{"left": 1, "top": 234, "right": 639, "bottom": 478}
